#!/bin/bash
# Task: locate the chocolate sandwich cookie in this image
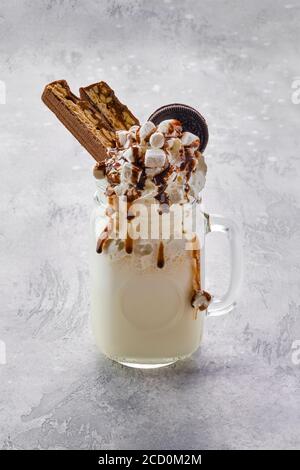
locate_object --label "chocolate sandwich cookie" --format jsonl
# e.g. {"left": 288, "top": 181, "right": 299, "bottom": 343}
{"left": 42, "top": 80, "right": 116, "bottom": 162}
{"left": 80, "top": 81, "right": 140, "bottom": 131}
{"left": 148, "top": 104, "right": 209, "bottom": 153}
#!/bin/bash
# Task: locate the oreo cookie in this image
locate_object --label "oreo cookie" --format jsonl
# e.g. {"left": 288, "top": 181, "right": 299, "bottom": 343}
{"left": 148, "top": 103, "right": 209, "bottom": 153}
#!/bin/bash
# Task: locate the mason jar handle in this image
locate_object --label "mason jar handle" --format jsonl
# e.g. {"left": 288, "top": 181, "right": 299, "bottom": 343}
{"left": 205, "top": 214, "right": 243, "bottom": 317}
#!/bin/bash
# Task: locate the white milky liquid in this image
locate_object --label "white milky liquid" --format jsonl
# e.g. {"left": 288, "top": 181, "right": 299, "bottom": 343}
{"left": 90, "top": 219, "right": 205, "bottom": 366}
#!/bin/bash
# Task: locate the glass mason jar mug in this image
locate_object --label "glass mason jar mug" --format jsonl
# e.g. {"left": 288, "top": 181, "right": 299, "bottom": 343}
{"left": 90, "top": 184, "right": 242, "bottom": 368}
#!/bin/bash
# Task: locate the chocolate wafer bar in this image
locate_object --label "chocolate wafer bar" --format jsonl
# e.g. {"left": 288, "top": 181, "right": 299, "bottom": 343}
{"left": 80, "top": 81, "right": 139, "bottom": 131}
{"left": 42, "top": 80, "right": 116, "bottom": 162}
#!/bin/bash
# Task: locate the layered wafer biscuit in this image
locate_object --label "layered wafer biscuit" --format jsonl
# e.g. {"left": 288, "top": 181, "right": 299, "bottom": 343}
{"left": 42, "top": 80, "right": 116, "bottom": 162}
{"left": 80, "top": 81, "right": 139, "bottom": 131}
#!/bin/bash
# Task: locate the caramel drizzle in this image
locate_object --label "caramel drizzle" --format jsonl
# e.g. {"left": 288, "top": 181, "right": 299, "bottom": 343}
{"left": 157, "top": 241, "right": 165, "bottom": 269}
{"left": 191, "top": 235, "right": 212, "bottom": 318}
{"left": 192, "top": 248, "right": 201, "bottom": 293}
{"left": 191, "top": 236, "right": 201, "bottom": 320}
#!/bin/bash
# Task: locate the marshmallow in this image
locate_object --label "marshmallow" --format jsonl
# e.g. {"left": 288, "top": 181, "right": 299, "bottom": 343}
{"left": 157, "top": 119, "right": 182, "bottom": 136}
{"left": 129, "top": 125, "right": 140, "bottom": 141}
{"left": 122, "top": 147, "right": 135, "bottom": 163}
{"left": 181, "top": 131, "right": 200, "bottom": 148}
{"left": 149, "top": 132, "right": 165, "bottom": 148}
{"left": 168, "top": 137, "right": 182, "bottom": 153}
{"left": 130, "top": 125, "right": 139, "bottom": 132}
{"left": 116, "top": 130, "right": 129, "bottom": 147}
{"left": 192, "top": 291, "right": 212, "bottom": 310}
{"left": 145, "top": 148, "right": 166, "bottom": 168}
{"left": 167, "top": 137, "right": 183, "bottom": 166}
{"left": 121, "top": 162, "right": 132, "bottom": 181}
{"left": 139, "top": 121, "right": 156, "bottom": 142}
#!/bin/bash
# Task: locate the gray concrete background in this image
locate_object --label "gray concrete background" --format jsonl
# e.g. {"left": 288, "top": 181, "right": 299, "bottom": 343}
{"left": 0, "top": 0, "right": 300, "bottom": 450}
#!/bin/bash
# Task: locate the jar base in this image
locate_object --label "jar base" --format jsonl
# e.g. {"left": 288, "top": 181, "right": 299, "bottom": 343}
{"left": 118, "top": 360, "right": 177, "bottom": 369}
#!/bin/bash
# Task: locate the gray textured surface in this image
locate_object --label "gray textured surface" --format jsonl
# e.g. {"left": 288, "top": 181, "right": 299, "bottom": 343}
{"left": 1, "top": 0, "right": 300, "bottom": 450}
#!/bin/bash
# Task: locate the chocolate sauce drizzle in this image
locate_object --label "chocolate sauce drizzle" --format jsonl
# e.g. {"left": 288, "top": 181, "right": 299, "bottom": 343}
{"left": 96, "top": 205, "right": 210, "bottom": 317}
{"left": 96, "top": 227, "right": 109, "bottom": 254}
{"left": 125, "top": 232, "right": 133, "bottom": 254}
{"left": 157, "top": 241, "right": 165, "bottom": 269}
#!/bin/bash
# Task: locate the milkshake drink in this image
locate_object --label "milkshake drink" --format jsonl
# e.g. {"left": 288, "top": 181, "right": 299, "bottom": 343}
{"left": 41, "top": 80, "right": 241, "bottom": 369}
{"left": 90, "top": 118, "right": 211, "bottom": 367}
